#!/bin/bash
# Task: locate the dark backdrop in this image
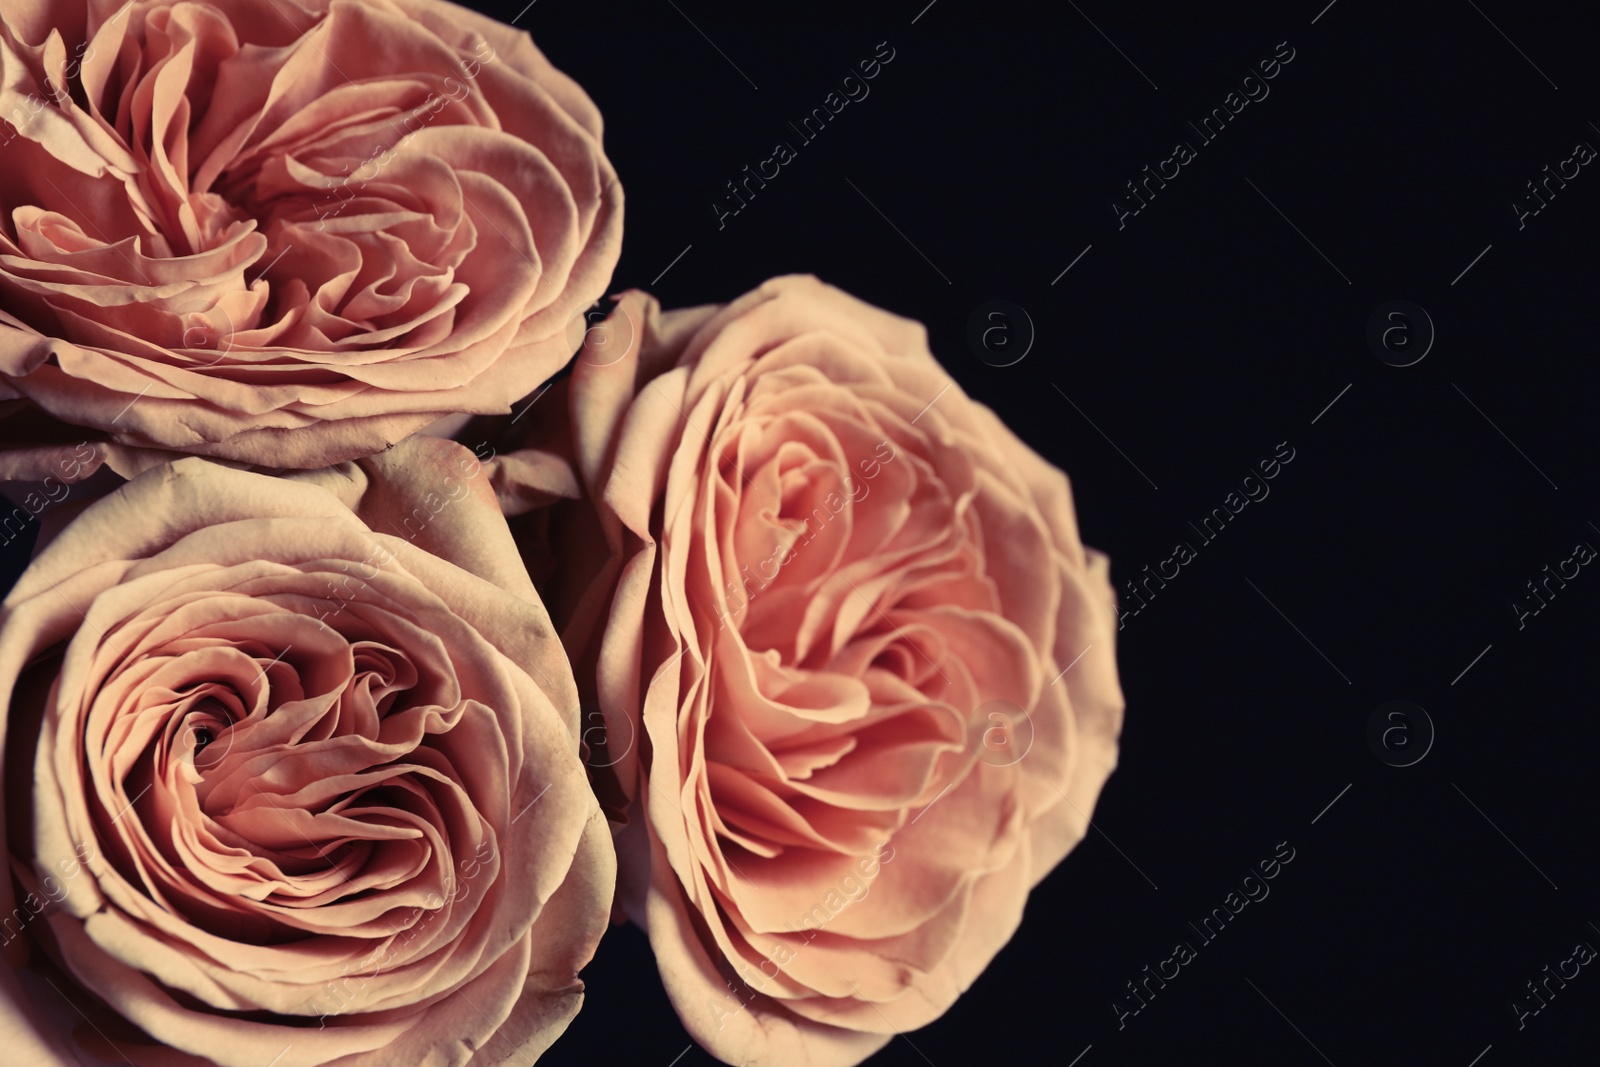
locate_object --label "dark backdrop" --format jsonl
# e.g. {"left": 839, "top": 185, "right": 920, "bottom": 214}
{"left": 12, "top": 1, "right": 1600, "bottom": 1064}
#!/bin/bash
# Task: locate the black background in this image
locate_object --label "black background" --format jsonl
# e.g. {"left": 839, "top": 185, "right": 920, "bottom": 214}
{"left": 493, "top": 1, "right": 1600, "bottom": 1064}
{"left": 12, "top": 0, "right": 1600, "bottom": 1064}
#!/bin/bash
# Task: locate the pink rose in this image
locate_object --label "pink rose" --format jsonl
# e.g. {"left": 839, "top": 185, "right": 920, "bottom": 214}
{"left": 0, "top": 0, "right": 621, "bottom": 468}
{"left": 492, "top": 277, "right": 1126, "bottom": 1064}
{"left": 0, "top": 436, "right": 614, "bottom": 1065}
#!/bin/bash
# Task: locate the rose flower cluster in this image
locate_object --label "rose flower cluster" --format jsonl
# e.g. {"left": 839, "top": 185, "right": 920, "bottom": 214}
{"left": 0, "top": 3, "right": 1124, "bottom": 1066}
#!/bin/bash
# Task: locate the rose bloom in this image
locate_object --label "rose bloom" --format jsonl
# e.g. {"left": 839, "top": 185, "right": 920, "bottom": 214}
{"left": 491, "top": 276, "right": 1125, "bottom": 1064}
{"left": 0, "top": 436, "right": 614, "bottom": 1066}
{"left": 0, "top": 0, "right": 621, "bottom": 468}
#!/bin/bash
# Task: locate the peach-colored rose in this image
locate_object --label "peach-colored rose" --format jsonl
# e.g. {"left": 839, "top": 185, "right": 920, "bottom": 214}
{"left": 491, "top": 276, "right": 1126, "bottom": 1065}
{"left": 0, "top": 0, "right": 621, "bottom": 468}
{"left": 0, "top": 435, "right": 614, "bottom": 1066}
